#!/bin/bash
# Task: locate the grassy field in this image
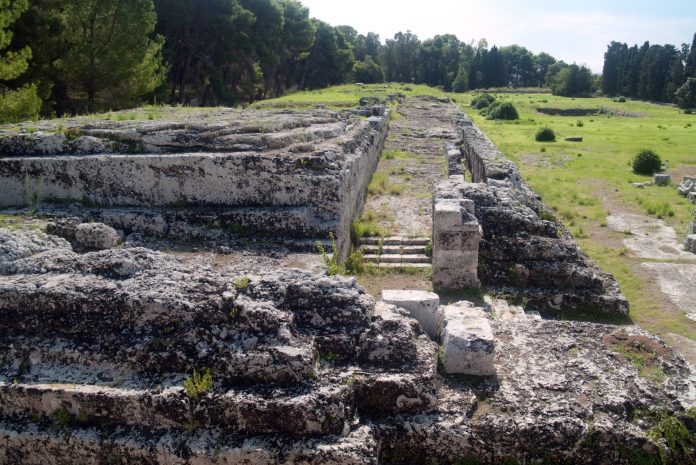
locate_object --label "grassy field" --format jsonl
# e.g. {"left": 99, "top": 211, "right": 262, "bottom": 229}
{"left": 460, "top": 92, "right": 695, "bottom": 236}
{"left": 250, "top": 83, "right": 446, "bottom": 109}
{"left": 458, "top": 92, "right": 696, "bottom": 344}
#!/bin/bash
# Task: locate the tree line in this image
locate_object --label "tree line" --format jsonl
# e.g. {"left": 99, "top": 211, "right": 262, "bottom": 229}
{"left": 602, "top": 33, "right": 696, "bottom": 107}
{"left": 2, "top": 0, "right": 600, "bottom": 122}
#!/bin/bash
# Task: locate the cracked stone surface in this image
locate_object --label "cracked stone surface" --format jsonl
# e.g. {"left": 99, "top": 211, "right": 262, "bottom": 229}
{"left": 1, "top": 228, "right": 694, "bottom": 464}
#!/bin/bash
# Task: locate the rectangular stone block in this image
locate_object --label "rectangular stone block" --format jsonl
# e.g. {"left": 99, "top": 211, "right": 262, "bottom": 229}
{"left": 434, "top": 230, "right": 482, "bottom": 252}
{"left": 439, "top": 303, "right": 495, "bottom": 376}
{"left": 432, "top": 267, "right": 480, "bottom": 290}
{"left": 433, "top": 200, "right": 464, "bottom": 230}
{"left": 381, "top": 290, "right": 441, "bottom": 339}
{"left": 432, "top": 250, "right": 479, "bottom": 267}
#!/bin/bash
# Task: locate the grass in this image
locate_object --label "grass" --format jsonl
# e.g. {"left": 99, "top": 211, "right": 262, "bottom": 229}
{"left": 458, "top": 92, "right": 694, "bottom": 236}
{"left": 457, "top": 91, "right": 696, "bottom": 345}
{"left": 250, "top": 83, "right": 447, "bottom": 110}
{"left": 183, "top": 368, "right": 213, "bottom": 398}
{"left": 351, "top": 209, "right": 389, "bottom": 240}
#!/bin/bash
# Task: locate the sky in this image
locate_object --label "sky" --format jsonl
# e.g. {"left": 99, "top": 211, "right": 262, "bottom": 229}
{"left": 298, "top": 0, "right": 696, "bottom": 73}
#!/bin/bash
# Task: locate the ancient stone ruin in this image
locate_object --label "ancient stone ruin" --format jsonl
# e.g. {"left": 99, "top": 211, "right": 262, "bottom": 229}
{"left": 0, "top": 96, "right": 694, "bottom": 464}
{"left": 0, "top": 106, "right": 388, "bottom": 256}
{"left": 432, "top": 116, "right": 629, "bottom": 315}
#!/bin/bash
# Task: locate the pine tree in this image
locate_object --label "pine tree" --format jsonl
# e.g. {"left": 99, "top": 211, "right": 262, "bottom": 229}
{"left": 0, "top": 0, "right": 41, "bottom": 122}
{"left": 59, "top": 0, "right": 165, "bottom": 111}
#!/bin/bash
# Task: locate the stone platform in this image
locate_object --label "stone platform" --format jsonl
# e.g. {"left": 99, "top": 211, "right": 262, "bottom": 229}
{"left": 0, "top": 107, "right": 389, "bottom": 255}
{"left": 1, "top": 228, "right": 694, "bottom": 464}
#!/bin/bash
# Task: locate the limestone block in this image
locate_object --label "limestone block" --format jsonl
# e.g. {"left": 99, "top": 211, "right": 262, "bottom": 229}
{"left": 678, "top": 179, "right": 695, "bottom": 196}
{"left": 686, "top": 234, "right": 696, "bottom": 254}
{"left": 654, "top": 174, "right": 670, "bottom": 186}
{"left": 432, "top": 266, "right": 481, "bottom": 290}
{"left": 439, "top": 302, "right": 495, "bottom": 376}
{"left": 381, "top": 290, "right": 441, "bottom": 339}
{"left": 434, "top": 200, "right": 465, "bottom": 230}
{"left": 434, "top": 229, "right": 481, "bottom": 250}
{"left": 74, "top": 222, "right": 119, "bottom": 250}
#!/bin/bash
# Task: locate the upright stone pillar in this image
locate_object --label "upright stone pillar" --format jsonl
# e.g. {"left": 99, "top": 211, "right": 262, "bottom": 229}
{"left": 432, "top": 192, "right": 482, "bottom": 290}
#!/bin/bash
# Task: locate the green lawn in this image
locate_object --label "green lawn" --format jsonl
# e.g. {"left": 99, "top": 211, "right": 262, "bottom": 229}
{"left": 456, "top": 92, "right": 696, "bottom": 343}
{"left": 251, "top": 83, "right": 446, "bottom": 109}
{"left": 457, "top": 92, "right": 695, "bottom": 236}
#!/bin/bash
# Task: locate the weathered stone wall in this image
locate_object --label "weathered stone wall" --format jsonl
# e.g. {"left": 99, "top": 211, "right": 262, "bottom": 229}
{"left": 0, "top": 108, "right": 388, "bottom": 255}
{"left": 438, "top": 116, "right": 628, "bottom": 316}
{"left": 1, "top": 229, "right": 694, "bottom": 464}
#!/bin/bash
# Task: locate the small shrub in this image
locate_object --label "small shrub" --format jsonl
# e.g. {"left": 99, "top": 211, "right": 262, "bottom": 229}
{"left": 234, "top": 276, "right": 250, "bottom": 290}
{"left": 535, "top": 127, "right": 556, "bottom": 142}
{"left": 183, "top": 368, "right": 213, "bottom": 398}
{"left": 471, "top": 93, "right": 495, "bottom": 109}
{"left": 632, "top": 149, "right": 662, "bottom": 175}
{"left": 486, "top": 101, "right": 519, "bottom": 120}
{"left": 53, "top": 408, "right": 71, "bottom": 426}
{"left": 613, "top": 96, "right": 627, "bottom": 103}
{"left": 424, "top": 240, "right": 433, "bottom": 257}
{"left": 576, "top": 119, "right": 584, "bottom": 127}
{"left": 317, "top": 233, "right": 342, "bottom": 276}
{"left": 316, "top": 233, "right": 364, "bottom": 276}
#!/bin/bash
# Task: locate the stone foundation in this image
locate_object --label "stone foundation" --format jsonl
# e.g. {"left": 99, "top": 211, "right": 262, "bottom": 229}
{"left": 0, "top": 107, "right": 389, "bottom": 255}
{"left": 0, "top": 228, "right": 694, "bottom": 464}
{"left": 432, "top": 115, "right": 628, "bottom": 316}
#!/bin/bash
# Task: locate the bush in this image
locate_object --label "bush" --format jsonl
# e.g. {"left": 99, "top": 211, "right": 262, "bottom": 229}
{"left": 675, "top": 78, "right": 696, "bottom": 109}
{"left": 613, "top": 96, "right": 627, "bottom": 103}
{"left": 471, "top": 93, "right": 495, "bottom": 109}
{"left": 486, "top": 101, "right": 519, "bottom": 120}
{"left": 0, "top": 84, "right": 42, "bottom": 124}
{"left": 632, "top": 149, "right": 662, "bottom": 175}
{"left": 535, "top": 127, "right": 556, "bottom": 142}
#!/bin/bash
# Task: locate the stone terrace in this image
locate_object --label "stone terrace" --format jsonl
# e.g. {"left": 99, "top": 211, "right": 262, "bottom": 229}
{"left": 0, "top": 228, "right": 694, "bottom": 464}
{"left": 0, "top": 106, "right": 389, "bottom": 255}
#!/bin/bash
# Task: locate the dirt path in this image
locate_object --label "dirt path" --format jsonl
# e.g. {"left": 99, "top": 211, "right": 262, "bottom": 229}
{"left": 362, "top": 96, "right": 463, "bottom": 237}
{"left": 585, "top": 184, "right": 696, "bottom": 365}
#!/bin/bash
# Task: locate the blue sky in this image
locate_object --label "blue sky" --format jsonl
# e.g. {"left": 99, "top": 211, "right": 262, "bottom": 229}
{"left": 299, "top": 0, "right": 696, "bottom": 72}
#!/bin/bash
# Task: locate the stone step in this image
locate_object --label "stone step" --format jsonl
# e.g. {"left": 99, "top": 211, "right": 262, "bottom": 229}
{"left": 359, "top": 236, "right": 430, "bottom": 246}
{"left": 0, "top": 381, "right": 351, "bottom": 435}
{"left": 361, "top": 262, "right": 431, "bottom": 269}
{"left": 361, "top": 245, "right": 427, "bottom": 255}
{"left": 363, "top": 254, "right": 431, "bottom": 264}
{"left": 0, "top": 421, "right": 379, "bottom": 465}
{"left": 0, "top": 334, "right": 317, "bottom": 386}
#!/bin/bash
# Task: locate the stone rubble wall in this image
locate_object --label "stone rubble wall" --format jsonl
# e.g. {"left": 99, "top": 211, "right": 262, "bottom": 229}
{"left": 0, "top": 108, "right": 389, "bottom": 255}
{"left": 434, "top": 115, "right": 628, "bottom": 316}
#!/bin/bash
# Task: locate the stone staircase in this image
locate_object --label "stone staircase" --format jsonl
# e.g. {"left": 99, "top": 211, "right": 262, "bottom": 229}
{"left": 359, "top": 236, "right": 431, "bottom": 268}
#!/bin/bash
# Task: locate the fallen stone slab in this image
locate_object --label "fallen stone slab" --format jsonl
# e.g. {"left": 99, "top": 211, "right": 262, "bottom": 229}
{"left": 439, "top": 301, "right": 495, "bottom": 376}
{"left": 74, "top": 222, "right": 120, "bottom": 250}
{"left": 381, "top": 289, "right": 441, "bottom": 339}
{"left": 564, "top": 136, "right": 583, "bottom": 142}
{"left": 654, "top": 173, "right": 671, "bottom": 186}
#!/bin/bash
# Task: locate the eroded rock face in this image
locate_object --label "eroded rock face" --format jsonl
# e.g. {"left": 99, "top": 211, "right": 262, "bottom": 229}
{"left": 0, "top": 107, "right": 389, "bottom": 256}
{"left": 0, "top": 229, "right": 437, "bottom": 464}
{"left": 435, "top": 118, "right": 629, "bottom": 316}
{"left": 74, "top": 222, "right": 120, "bottom": 250}
{"left": 379, "top": 316, "right": 696, "bottom": 465}
{"left": 1, "top": 229, "right": 694, "bottom": 464}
